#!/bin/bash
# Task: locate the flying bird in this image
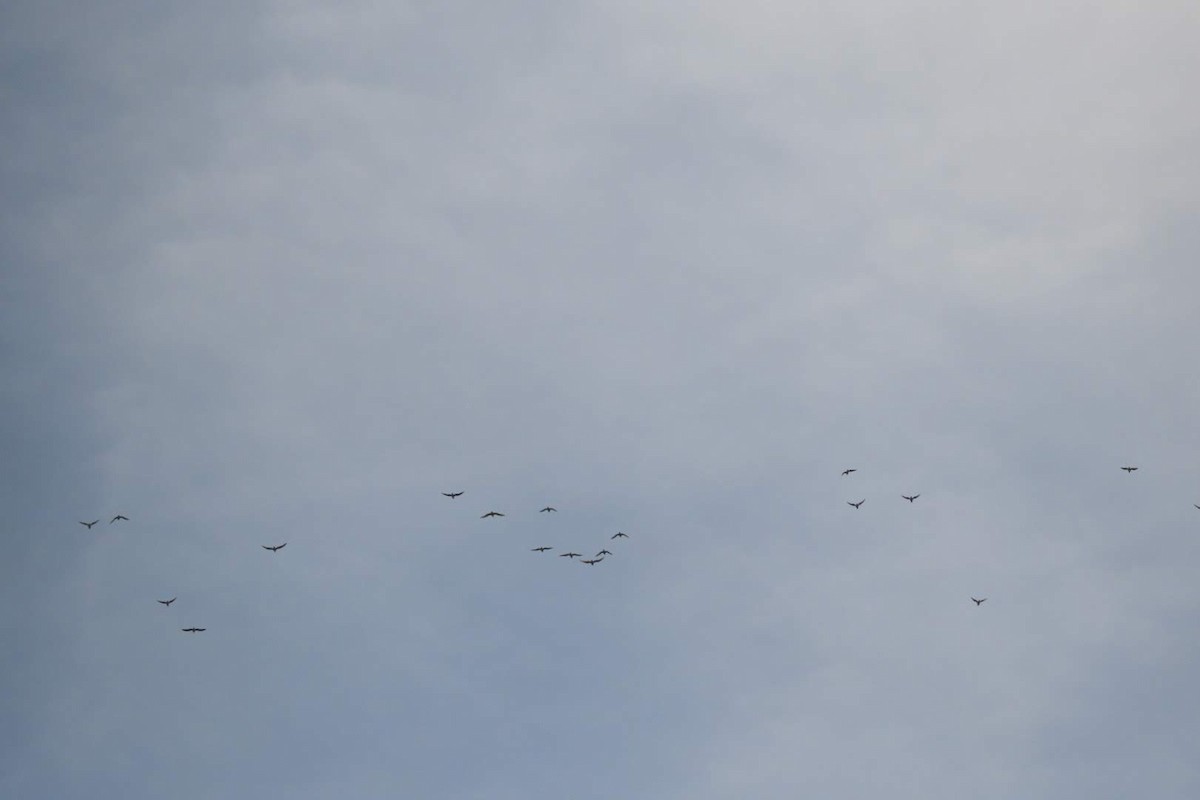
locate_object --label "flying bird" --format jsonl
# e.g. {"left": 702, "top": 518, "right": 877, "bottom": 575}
{"left": 611, "top": 532, "right": 629, "bottom": 539}
{"left": 110, "top": 515, "right": 129, "bottom": 524}
{"left": 1195, "top": 504, "right": 1200, "bottom": 510}
{"left": 158, "top": 597, "right": 176, "bottom": 606}
{"left": 442, "top": 491, "right": 464, "bottom": 498}
{"left": 262, "top": 543, "right": 287, "bottom": 552}
{"left": 539, "top": 507, "right": 557, "bottom": 513}
{"left": 841, "top": 469, "right": 857, "bottom": 476}
{"left": 481, "top": 511, "right": 505, "bottom": 518}
{"left": 581, "top": 558, "right": 604, "bottom": 565}
{"left": 559, "top": 552, "right": 582, "bottom": 559}
{"left": 1120, "top": 466, "right": 1138, "bottom": 472}
{"left": 181, "top": 628, "right": 206, "bottom": 633}
{"left": 902, "top": 494, "right": 920, "bottom": 503}
{"left": 595, "top": 549, "right": 612, "bottom": 557}
{"left": 971, "top": 597, "right": 986, "bottom": 606}
{"left": 847, "top": 499, "right": 865, "bottom": 509}
{"left": 79, "top": 520, "right": 99, "bottom": 529}
{"left": 531, "top": 546, "right": 553, "bottom": 552}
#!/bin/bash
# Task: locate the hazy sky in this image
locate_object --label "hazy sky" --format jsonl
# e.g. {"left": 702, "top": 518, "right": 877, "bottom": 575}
{"left": 3, "top": 2, "right": 1199, "bottom": 798}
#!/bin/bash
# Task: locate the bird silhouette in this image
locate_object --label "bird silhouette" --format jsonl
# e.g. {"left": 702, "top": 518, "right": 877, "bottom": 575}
{"left": 531, "top": 546, "right": 553, "bottom": 552}
{"left": 595, "top": 549, "right": 612, "bottom": 557}
{"left": 1195, "top": 504, "right": 1200, "bottom": 510}
{"left": 847, "top": 499, "right": 865, "bottom": 509}
{"left": 481, "top": 511, "right": 505, "bottom": 518}
{"left": 841, "top": 469, "right": 857, "bottom": 476}
{"left": 181, "top": 627, "right": 206, "bottom": 633}
{"left": 611, "top": 532, "right": 629, "bottom": 539}
{"left": 559, "top": 552, "right": 582, "bottom": 558}
{"left": 539, "top": 507, "right": 557, "bottom": 513}
{"left": 1121, "top": 466, "right": 1138, "bottom": 472}
{"left": 79, "top": 520, "right": 99, "bottom": 529}
{"left": 902, "top": 494, "right": 920, "bottom": 503}
{"left": 110, "top": 515, "right": 129, "bottom": 524}
{"left": 442, "top": 491, "right": 464, "bottom": 498}
{"left": 262, "top": 543, "right": 287, "bottom": 552}
{"left": 158, "top": 597, "right": 176, "bottom": 606}
{"left": 581, "top": 557, "right": 604, "bottom": 565}
{"left": 971, "top": 597, "right": 986, "bottom": 606}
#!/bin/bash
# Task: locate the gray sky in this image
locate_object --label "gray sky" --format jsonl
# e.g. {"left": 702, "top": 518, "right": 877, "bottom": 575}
{"left": 3, "top": 2, "right": 1199, "bottom": 798}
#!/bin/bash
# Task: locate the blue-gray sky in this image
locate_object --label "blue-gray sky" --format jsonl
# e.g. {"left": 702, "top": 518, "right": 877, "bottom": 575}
{"left": 4, "top": 2, "right": 1200, "bottom": 798}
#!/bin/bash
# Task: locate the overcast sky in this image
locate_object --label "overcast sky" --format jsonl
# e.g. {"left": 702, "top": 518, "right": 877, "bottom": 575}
{"left": 3, "top": 2, "right": 1200, "bottom": 798}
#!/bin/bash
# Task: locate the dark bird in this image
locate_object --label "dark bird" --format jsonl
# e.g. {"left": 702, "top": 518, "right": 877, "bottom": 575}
{"left": 902, "top": 494, "right": 920, "bottom": 503}
{"left": 158, "top": 598, "right": 176, "bottom": 606}
{"left": 262, "top": 543, "right": 287, "bottom": 552}
{"left": 442, "top": 491, "right": 464, "bottom": 498}
{"left": 79, "top": 520, "right": 99, "bottom": 529}
{"left": 596, "top": 549, "right": 612, "bottom": 557}
{"left": 611, "top": 532, "right": 629, "bottom": 539}
{"left": 539, "top": 507, "right": 557, "bottom": 513}
{"left": 841, "top": 469, "right": 857, "bottom": 476}
{"left": 181, "top": 627, "right": 206, "bottom": 633}
{"left": 559, "top": 552, "right": 582, "bottom": 559}
{"left": 581, "top": 557, "right": 604, "bottom": 565}
{"left": 1195, "top": 504, "right": 1200, "bottom": 510}
{"left": 971, "top": 597, "right": 986, "bottom": 606}
{"left": 110, "top": 515, "right": 129, "bottom": 524}
{"left": 847, "top": 499, "right": 865, "bottom": 509}
{"left": 531, "top": 546, "right": 553, "bottom": 552}
{"left": 481, "top": 511, "right": 505, "bottom": 518}
{"left": 1121, "top": 466, "right": 1138, "bottom": 472}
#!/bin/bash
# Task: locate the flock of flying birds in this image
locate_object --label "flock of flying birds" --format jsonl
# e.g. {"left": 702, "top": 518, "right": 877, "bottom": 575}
{"left": 79, "top": 464, "right": 1188, "bottom": 630}
{"left": 451, "top": 491, "right": 630, "bottom": 565}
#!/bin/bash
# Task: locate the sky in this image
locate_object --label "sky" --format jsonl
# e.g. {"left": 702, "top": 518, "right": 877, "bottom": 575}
{"left": 3, "top": 2, "right": 1199, "bottom": 798}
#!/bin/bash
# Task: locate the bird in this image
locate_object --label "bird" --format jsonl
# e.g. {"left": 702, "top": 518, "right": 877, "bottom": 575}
{"left": 559, "top": 552, "right": 582, "bottom": 559}
{"left": 971, "top": 597, "right": 986, "bottom": 606}
{"left": 1121, "top": 466, "right": 1138, "bottom": 472}
{"left": 611, "top": 532, "right": 629, "bottom": 539}
{"left": 531, "top": 546, "right": 553, "bottom": 552}
{"left": 262, "top": 543, "right": 287, "bottom": 552}
{"left": 841, "top": 469, "right": 857, "bottom": 476}
{"left": 481, "top": 511, "right": 505, "bottom": 518}
{"left": 595, "top": 549, "right": 612, "bottom": 557}
{"left": 442, "top": 491, "right": 464, "bottom": 498}
{"left": 581, "top": 557, "right": 604, "bottom": 565}
{"left": 158, "top": 597, "right": 176, "bottom": 606}
{"left": 902, "top": 494, "right": 920, "bottom": 503}
{"left": 847, "top": 499, "right": 865, "bottom": 509}
{"left": 110, "top": 515, "right": 129, "bottom": 524}
{"left": 79, "top": 520, "right": 99, "bottom": 529}
{"left": 181, "top": 628, "right": 206, "bottom": 633}
{"left": 1195, "top": 504, "right": 1200, "bottom": 510}
{"left": 539, "top": 506, "right": 557, "bottom": 513}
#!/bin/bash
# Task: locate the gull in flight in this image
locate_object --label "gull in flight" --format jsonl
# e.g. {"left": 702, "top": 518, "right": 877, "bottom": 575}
{"left": 540, "top": 506, "right": 557, "bottom": 513}
{"left": 581, "top": 557, "right": 604, "bottom": 565}
{"left": 611, "top": 532, "right": 629, "bottom": 539}
{"left": 595, "top": 549, "right": 612, "bottom": 557}
{"left": 79, "top": 520, "right": 99, "bottom": 529}
{"left": 531, "top": 546, "right": 553, "bottom": 552}
{"left": 181, "top": 627, "right": 206, "bottom": 633}
{"left": 442, "top": 491, "right": 464, "bottom": 498}
{"left": 971, "top": 597, "right": 986, "bottom": 606}
{"left": 158, "top": 597, "right": 176, "bottom": 606}
{"left": 847, "top": 499, "right": 865, "bottom": 509}
{"left": 902, "top": 494, "right": 920, "bottom": 503}
{"left": 1120, "top": 466, "right": 1138, "bottom": 472}
{"left": 559, "top": 552, "right": 582, "bottom": 559}
{"left": 262, "top": 543, "right": 287, "bottom": 552}
{"left": 481, "top": 511, "right": 505, "bottom": 518}
{"left": 841, "top": 469, "right": 856, "bottom": 476}
{"left": 110, "top": 515, "right": 129, "bottom": 524}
